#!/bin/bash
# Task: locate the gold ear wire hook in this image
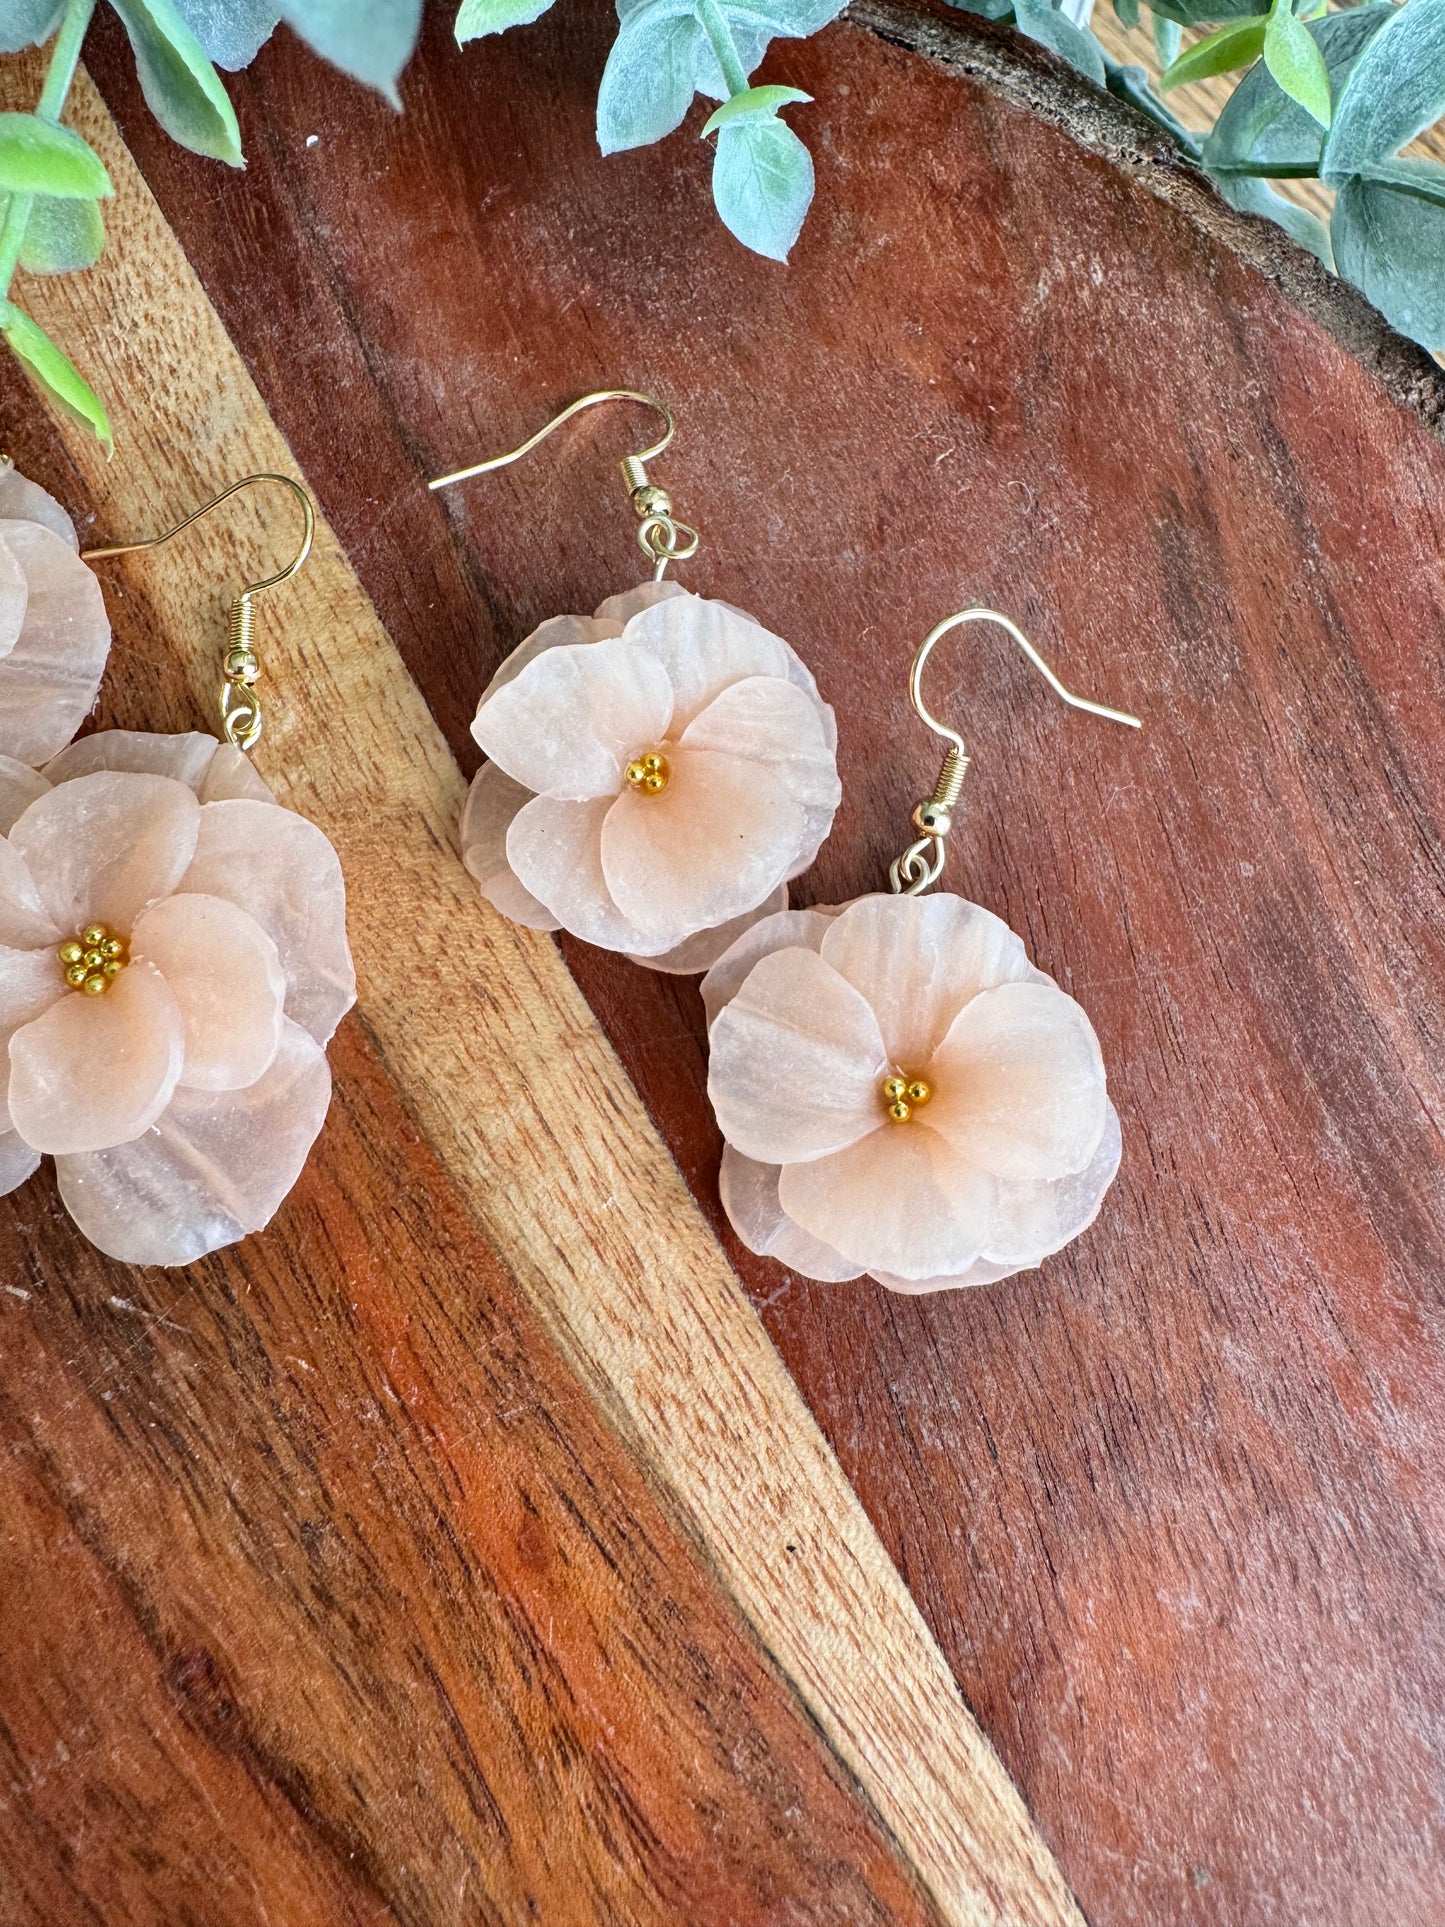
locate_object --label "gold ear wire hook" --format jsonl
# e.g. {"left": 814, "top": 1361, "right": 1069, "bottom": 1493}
{"left": 889, "top": 607, "right": 1141, "bottom": 895}
{"left": 427, "top": 389, "right": 701, "bottom": 582}
{"left": 83, "top": 472, "right": 315, "bottom": 753}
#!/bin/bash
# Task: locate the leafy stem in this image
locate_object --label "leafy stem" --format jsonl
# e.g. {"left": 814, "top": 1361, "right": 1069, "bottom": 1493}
{"left": 694, "top": 0, "right": 750, "bottom": 99}
{"left": 0, "top": 0, "right": 96, "bottom": 296}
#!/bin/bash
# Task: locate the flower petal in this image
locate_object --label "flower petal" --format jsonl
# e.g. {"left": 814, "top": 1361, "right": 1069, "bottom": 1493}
{"left": 0, "top": 1126, "right": 40, "bottom": 1195}
{"left": 820, "top": 893, "right": 1038, "bottom": 1072}
{"left": 0, "top": 466, "right": 77, "bottom": 549}
{"left": 132, "top": 893, "right": 285, "bottom": 1092}
{"left": 9, "top": 960, "right": 183, "bottom": 1155}
{"left": 197, "top": 744, "right": 275, "bottom": 803}
{"left": 0, "top": 756, "right": 48, "bottom": 834}
{"left": 472, "top": 635, "right": 673, "bottom": 801}
{"left": 680, "top": 675, "right": 841, "bottom": 812}
{"left": 602, "top": 749, "right": 803, "bottom": 947}
{"left": 627, "top": 883, "right": 787, "bottom": 976}
{"left": 700, "top": 903, "right": 844, "bottom": 1029}
{"left": 460, "top": 762, "right": 560, "bottom": 932}
{"left": 869, "top": 1257, "right": 1022, "bottom": 1296}
{"left": 718, "top": 1144, "right": 864, "bottom": 1282}
{"left": 477, "top": 611, "right": 623, "bottom": 710}
{"left": 9, "top": 771, "right": 200, "bottom": 935}
{"left": 981, "top": 1102, "right": 1122, "bottom": 1267}
{"left": 44, "top": 729, "right": 218, "bottom": 793}
{"left": 926, "top": 980, "right": 1108, "bottom": 1181}
{"left": 0, "top": 943, "right": 66, "bottom": 1055}
{"left": 0, "top": 521, "right": 111, "bottom": 766}
{"left": 55, "top": 1018, "right": 331, "bottom": 1267}
{"left": 593, "top": 580, "right": 687, "bottom": 627}
{"left": 0, "top": 838, "right": 59, "bottom": 949}
{"left": 178, "top": 800, "right": 355, "bottom": 1046}
{"left": 506, "top": 792, "right": 653, "bottom": 951}
{"left": 622, "top": 593, "right": 794, "bottom": 731}
{"left": 0, "top": 533, "right": 28, "bottom": 659}
{"left": 779, "top": 1125, "right": 997, "bottom": 1280}
{"left": 707, "top": 945, "right": 887, "bottom": 1164}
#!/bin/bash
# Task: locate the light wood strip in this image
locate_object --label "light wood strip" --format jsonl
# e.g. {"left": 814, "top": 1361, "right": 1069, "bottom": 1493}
{"left": 1, "top": 63, "right": 1082, "bottom": 1927}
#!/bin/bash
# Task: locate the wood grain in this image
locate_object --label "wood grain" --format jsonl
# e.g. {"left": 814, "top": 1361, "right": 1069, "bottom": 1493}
{"left": 68, "top": 3, "right": 1445, "bottom": 1922}
{"left": 0, "top": 45, "right": 1081, "bottom": 1927}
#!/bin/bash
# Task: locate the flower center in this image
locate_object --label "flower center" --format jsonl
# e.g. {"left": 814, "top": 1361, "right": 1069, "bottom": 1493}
{"left": 624, "top": 751, "right": 670, "bottom": 795}
{"left": 58, "top": 923, "right": 128, "bottom": 996}
{"left": 882, "top": 1073, "right": 933, "bottom": 1124}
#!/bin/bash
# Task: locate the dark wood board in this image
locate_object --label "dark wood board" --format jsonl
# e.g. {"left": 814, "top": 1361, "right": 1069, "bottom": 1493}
{"left": 50, "top": 0, "right": 1445, "bottom": 1920}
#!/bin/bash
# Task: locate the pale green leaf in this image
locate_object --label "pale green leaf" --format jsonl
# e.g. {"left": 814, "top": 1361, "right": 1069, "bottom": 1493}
{"left": 1151, "top": 8, "right": 1182, "bottom": 66}
{"left": 0, "top": 113, "right": 111, "bottom": 199}
{"left": 109, "top": 0, "right": 243, "bottom": 164}
{"left": 1160, "top": 15, "right": 1266, "bottom": 90}
{"left": 0, "top": 302, "right": 111, "bottom": 448}
{"left": 1214, "top": 170, "right": 1332, "bottom": 264}
{"left": 1324, "top": 0, "right": 1445, "bottom": 180}
{"left": 0, "top": 0, "right": 61, "bottom": 54}
{"left": 15, "top": 192, "right": 105, "bottom": 272}
{"left": 456, "top": 0, "right": 554, "bottom": 38}
{"left": 1204, "top": 6, "right": 1392, "bottom": 176}
{"left": 1263, "top": 2, "right": 1332, "bottom": 130}
{"left": 712, "top": 111, "right": 813, "bottom": 260}
{"left": 1332, "top": 169, "right": 1445, "bottom": 350}
{"left": 278, "top": 0, "right": 422, "bottom": 101}
{"left": 1014, "top": 0, "right": 1107, "bottom": 82}
{"left": 702, "top": 84, "right": 810, "bottom": 134}
{"left": 168, "top": 0, "right": 278, "bottom": 68}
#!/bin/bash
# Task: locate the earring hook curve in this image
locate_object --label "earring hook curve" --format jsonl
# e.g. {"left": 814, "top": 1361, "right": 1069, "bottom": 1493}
{"left": 82, "top": 472, "right": 316, "bottom": 753}
{"left": 890, "top": 606, "right": 1141, "bottom": 895}
{"left": 427, "top": 389, "right": 699, "bottom": 581}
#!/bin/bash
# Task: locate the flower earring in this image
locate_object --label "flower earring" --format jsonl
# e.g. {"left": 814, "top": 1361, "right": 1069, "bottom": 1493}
{"left": 0, "top": 475, "right": 355, "bottom": 1267}
{"left": 431, "top": 391, "right": 841, "bottom": 973}
{"left": 701, "top": 608, "right": 1140, "bottom": 1295}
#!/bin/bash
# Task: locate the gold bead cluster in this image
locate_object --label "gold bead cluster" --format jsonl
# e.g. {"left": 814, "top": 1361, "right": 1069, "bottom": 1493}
{"left": 58, "top": 923, "right": 127, "bottom": 996}
{"left": 883, "top": 1074, "right": 932, "bottom": 1124}
{"left": 624, "top": 751, "right": 670, "bottom": 795}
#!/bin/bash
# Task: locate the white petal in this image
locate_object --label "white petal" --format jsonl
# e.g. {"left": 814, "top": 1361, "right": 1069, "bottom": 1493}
{"left": 593, "top": 579, "right": 687, "bottom": 626}
{"left": 0, "top": 533, "right": 28, "bottom": 658}
{"left": 627, "top": 883, "right": 787, "bottom": 976}
{"left": 718, "top": 1144, "right": 864, "bottom": 1282}
{"left": 0, "top": 838, "right": 59, "bottom": 949}
{"left": 472, "top": 635, "right": 673, "bottom": 801}
{"left": 9, "top": 960, "right": 184, "bottom": 1155}
{"left": 601, "top": 749, "right": 803, "bottom": 947}
{"left": 197, "top": 744, "right": 275, "bottom": 803}
{"left": 55, "top": 1018, "right": 331, "bottom": 1266}
{"left": 980, "top": 1103, "right": 1122, "bottom": 1266}
{"left": 132, "top": 893, "right": 285, "bottom": 1092}
{"left": 0, "top": 756, "right": 48, "bottom": 834}
{"left": 0, "top": 944, "right": 67, "bottom": 1055}
{"left": 680, "top": 675, "right": 841, "bottom": 812}
{"left": 0, "top": 466, "right": 78, "bottom": 549}
{"left": 179, "top": 800, "right": 355, "bottom": 1046}
{"left": 820, "top": 893, "right": 1037, "bottom": 1073}
{"left": 477, "top": 611, "right": 624, "bottom": 709}
{"left": 869, "top": 1257, "right": 1022, "bottom": 1296}
{"left": 0, "top": 1126, "right": 40, "bottom": 1195}
{"left": 459, "top": 762, "right": 560, "bottom": 931}
{"left": 700, "top": 903, "right": 844, "bottom": 1030}
{"left": 506, "top": 792, "right": 653, "bottom": 951}
{"left": 622, "top": 593, "right": 794, "bottom": 731}
{"left": 927, "top": 980, "right": 1108, "bottom": 1181}
{"left": 0, "top": 521, "right": 111, "bottom": 766}
{"left": 9, "top": 771, "right": 200, "bottom": 935}
{"left": 707, "top": 945, "right": 887, "bottom": 1164}
{"left": 44, "top": 729, "right": 218, "bottom": 793}
{"left": 779, "top": 1125, "right": 997, "bottom": 1281}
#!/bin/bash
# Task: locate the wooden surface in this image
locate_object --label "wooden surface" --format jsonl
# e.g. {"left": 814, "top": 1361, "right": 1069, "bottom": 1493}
{"left": 0, "top": 1, "right": 1442, "bottom": 1922}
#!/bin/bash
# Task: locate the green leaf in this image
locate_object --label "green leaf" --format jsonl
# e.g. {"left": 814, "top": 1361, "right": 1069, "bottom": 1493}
{"left": 702, "top": 83, "right": 810, "bottom": 134}
{"left": 1214, "top": 170, "right": 1332, "bottom": 264}
{"left": 1014, "top": 0, "right": 1107, "bottom": 82}
{"left": 943, "top": 0, "right": 1017, "bottom": 18}
{"left": 0, "top": 0, "right": 62, "bottom": 55}
{"left": 598, "top": 13, "right": 698, "bottom": 151}
{"left": 168, "top": 0, "right": 278, "bottom": 70}
{"left": 14, "top": 192, "right": 105, "bottom": 271}
{"left": 1324, "top": 0, "right": 1445, "bottom": 181}
{"left": 712, "top": 110, "right": 813, "bottom": 260}
{"left": 1204, "top": 6, "right": 1392, "bottom": 177}
{"left": 1147, "top": 0, "right": 1267, "bottom": 24}
{"left": 1352, "top": 154, "right": 1445, "bottom": 211}
{"left": 1151, "top": 8, "right": 1182, "bottom": 66}
{"left": 456, "top": 0, "right": 554, "bottom": 37}
{"left": 109, "top": 0, "right": 243, "bottom": 163}
{"left": 0, "top": 302, "right": 111, "bottom": 447}
{"left": 0, "top": 113, "right": 111, "bottom": 199}
{"left": 1331, "top": 169, "right": 1445, "bottom": 350}
{"left": 278, "top": 0, "right": 422, "bottom": 102}
{"left": 1263, "top": 0, "right": 1331, "bottom": 129}
{"left": 1113, "top": 0, "right": 1140, "bottom": 26}
{"left": 1160, "top": 14, "right": 1265, "bottom": 89}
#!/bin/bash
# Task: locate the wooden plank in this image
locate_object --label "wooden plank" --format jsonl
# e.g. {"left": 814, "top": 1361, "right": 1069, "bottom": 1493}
{"left": 0, "top": 44, "right": 1082, "bottom": 1927}
{"left": 72, "top": 2, "right": 1445, "bottom": 1921}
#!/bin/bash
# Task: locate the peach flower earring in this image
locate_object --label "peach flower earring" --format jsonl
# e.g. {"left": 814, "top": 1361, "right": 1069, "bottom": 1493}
{"left": 0, "top": 475, "right": 355, "bottom": 1266}
{"left": 702, "top": 608, "right": 1141, "bottom": 1296}
{"left": 431, "top": 391, "right": 841, "bottom": 974}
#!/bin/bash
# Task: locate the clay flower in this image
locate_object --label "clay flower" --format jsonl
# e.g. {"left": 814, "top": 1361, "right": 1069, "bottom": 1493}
{"left": 0, "top": 730, "right": 355, "bottom": 1266}
{"left": 702, "top": 893, "right": 1120, "bottom": 1292}
{"left": 0, "top": 459, "right": 111, "bottom": 767}
{"left": 460, "top": 582, "right": 840, "bottom": 971}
